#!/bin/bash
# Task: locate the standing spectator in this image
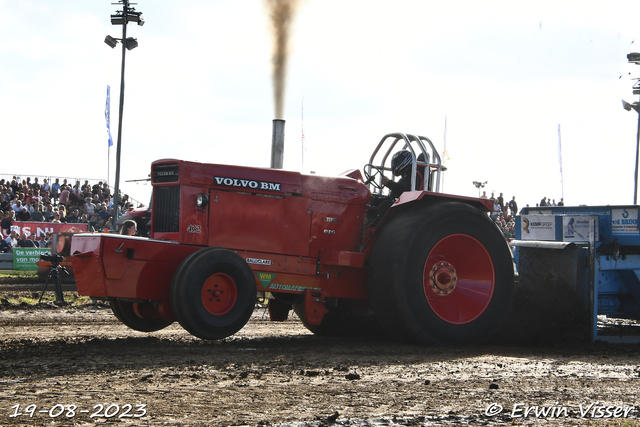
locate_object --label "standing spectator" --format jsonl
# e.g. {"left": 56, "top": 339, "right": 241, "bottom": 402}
{"left": 492, "top": 198, "right": 501, "bottom": 220}
{"left": 558, "top": 198, "right": 564, "bottom": 206}
{"left": 480, "top": 191, "right": 488, "bottom": 199}
{"left": 42, "top": 178, "right": 51, "bottom": 193}
{"left": 496, "top": 193, "right": 504, "bottom": 212}
{"left": 540, "top": 197, "right": 547, "bottom": 207}
{"left": 59, "top": 185, "right": 70, "bottom": 208}
{"left": 51, "top": 178, "right": 61, "bottom": 205}
{"left": 508, "top": 196, "right": 518, "bottom": 216}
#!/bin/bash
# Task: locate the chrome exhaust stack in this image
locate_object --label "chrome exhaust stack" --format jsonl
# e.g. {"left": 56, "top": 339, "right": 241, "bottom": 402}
{"left": 270, "top": 119, "right": 285, "bottom": 169}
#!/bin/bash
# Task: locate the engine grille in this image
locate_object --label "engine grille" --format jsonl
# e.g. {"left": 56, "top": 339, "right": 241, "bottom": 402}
{"left": 154, "top": 185, "right": 180, "bottom": 233}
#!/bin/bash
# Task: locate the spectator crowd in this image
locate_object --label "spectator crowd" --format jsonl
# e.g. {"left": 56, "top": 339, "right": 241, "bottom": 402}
{"left": 0, "top": 176, "right": 138, "bottom": 252}
{"left": 479, "top": 191, "right": 564, "bottom": 240}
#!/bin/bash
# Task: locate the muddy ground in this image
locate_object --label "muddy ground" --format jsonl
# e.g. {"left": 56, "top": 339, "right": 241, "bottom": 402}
{"left": 0, "top": 290, "right": 639, "bottom": 427}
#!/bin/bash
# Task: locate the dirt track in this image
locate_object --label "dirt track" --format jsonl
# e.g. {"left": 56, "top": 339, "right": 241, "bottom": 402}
{"left": 1, "top": 298, "right": 639, "bottom": 427}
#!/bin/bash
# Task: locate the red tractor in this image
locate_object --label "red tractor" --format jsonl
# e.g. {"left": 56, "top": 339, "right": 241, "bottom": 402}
{"left": 70, "top": 133, "right": 513, "bottom": 344}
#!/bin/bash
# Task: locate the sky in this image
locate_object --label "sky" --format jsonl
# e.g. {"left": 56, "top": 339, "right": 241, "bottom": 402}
{"left": 1, "top": 0, "right": 640, "bottom": 208}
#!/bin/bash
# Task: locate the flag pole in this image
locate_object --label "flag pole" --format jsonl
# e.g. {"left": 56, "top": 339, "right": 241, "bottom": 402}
{"left": 558, "top": 124, "right": 564, "bottom": 201}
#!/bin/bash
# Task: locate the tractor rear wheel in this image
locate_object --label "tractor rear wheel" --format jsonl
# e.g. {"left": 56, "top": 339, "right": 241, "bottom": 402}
{"left": 368, "top": 201, "right": 514, "bottom": 345}
{"left": 170, "top": 247, "right": 257, "bottom": 340}
{"left": 109, "top": 299, "right": 173, "bottom": 332}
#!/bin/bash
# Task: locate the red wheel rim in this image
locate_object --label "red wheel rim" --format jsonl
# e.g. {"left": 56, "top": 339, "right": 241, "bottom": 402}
{"left": 423, "top": 234, "right": 494, "bottom": 324}
{"left": 201, "top": 273, "right": 238, "bottom": 315}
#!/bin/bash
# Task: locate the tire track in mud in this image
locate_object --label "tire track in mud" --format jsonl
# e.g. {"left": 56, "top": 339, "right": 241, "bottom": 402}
{"left": 0, "top": 306, "right": 639, "bottom": 426}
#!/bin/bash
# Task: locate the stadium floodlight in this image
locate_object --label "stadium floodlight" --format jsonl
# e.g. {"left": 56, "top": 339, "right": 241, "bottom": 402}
{"left": 628, "top": 52, "right": 640, "bottom": 64}
{"left": 104, "top": 35, "right": 118, "bottom": 49}
{"left": 124, "top": 37, "right": 138, "bottom": 50}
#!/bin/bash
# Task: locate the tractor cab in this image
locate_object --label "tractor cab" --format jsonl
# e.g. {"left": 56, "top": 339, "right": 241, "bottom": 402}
{"left": 363, "top": 133, "right": 447, "bottom": 226}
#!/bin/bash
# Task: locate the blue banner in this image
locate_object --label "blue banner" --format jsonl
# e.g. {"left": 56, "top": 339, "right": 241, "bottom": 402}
{"left": 105, "top": 85, "right": 113, "bottom": 148}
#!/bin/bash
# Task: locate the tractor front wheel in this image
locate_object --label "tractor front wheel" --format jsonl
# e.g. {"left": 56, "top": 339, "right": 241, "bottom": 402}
{"left": 368, "top": 201, "right": 514, "bottom": 345}
{"left": 170, "top": 248, "right": 257, "bottom": 340}
{"left": 109, "top": 299, "right": 173, "bottom": 332}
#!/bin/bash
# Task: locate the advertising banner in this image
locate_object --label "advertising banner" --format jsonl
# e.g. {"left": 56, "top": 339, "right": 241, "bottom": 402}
{"left": 562, "top": 216, "right": 599, "bottom": 243}
{"left": 0, "top": 222, "right": 88, "bottom": 238}
{"left": 520, "top": 215, "right": 556, "bottom": 241}
{"left": 12, "top": 248, "right": 51, "bottom": 271}
{"left": 611, "top": 208, "right": 639, "bottom": 235}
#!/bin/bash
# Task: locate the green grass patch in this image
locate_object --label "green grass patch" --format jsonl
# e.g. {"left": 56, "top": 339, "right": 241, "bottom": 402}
{"left": 1, "top": 292, "right": 99, "bottom": 307}
{"left": 0, "top": 270, "right": 38, "bottom": 279}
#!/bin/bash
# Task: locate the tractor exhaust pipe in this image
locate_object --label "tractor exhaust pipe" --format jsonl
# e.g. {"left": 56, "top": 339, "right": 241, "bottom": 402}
{"left": 270, "top": 119, "right": 285, "bottom": 169}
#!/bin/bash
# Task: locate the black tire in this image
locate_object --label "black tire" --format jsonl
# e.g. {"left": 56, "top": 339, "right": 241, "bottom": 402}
{"left": 170, "top": 247, "right": 257, "bottom": 340}
{"left": 109, "top": 299, "right": 173, "bottom": 332}
{"left": 368, "top": 201, "right": 514, "bottom": 345}
{"left": 293, "top": 299, "right": 381, "bottom": 337}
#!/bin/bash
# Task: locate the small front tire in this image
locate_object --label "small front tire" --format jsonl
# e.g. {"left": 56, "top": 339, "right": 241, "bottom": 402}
{"left": 170, "top": 248, "right": 257, "bottom": 340}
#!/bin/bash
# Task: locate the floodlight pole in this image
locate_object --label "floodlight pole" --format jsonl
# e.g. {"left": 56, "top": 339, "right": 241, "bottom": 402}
{"left": 633, "top": 102, "right": 640, "bottom": 205}
{"left": 627, "top": 53, "right": 640, "bottom": 205}
{"left": 110, "top": 1, "right": 129, "bottom": 230}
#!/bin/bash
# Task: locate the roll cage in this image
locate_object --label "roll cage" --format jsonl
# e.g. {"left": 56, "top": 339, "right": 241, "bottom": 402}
{"left": 364, "top": 133, "right": 447, "bottom": 196}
